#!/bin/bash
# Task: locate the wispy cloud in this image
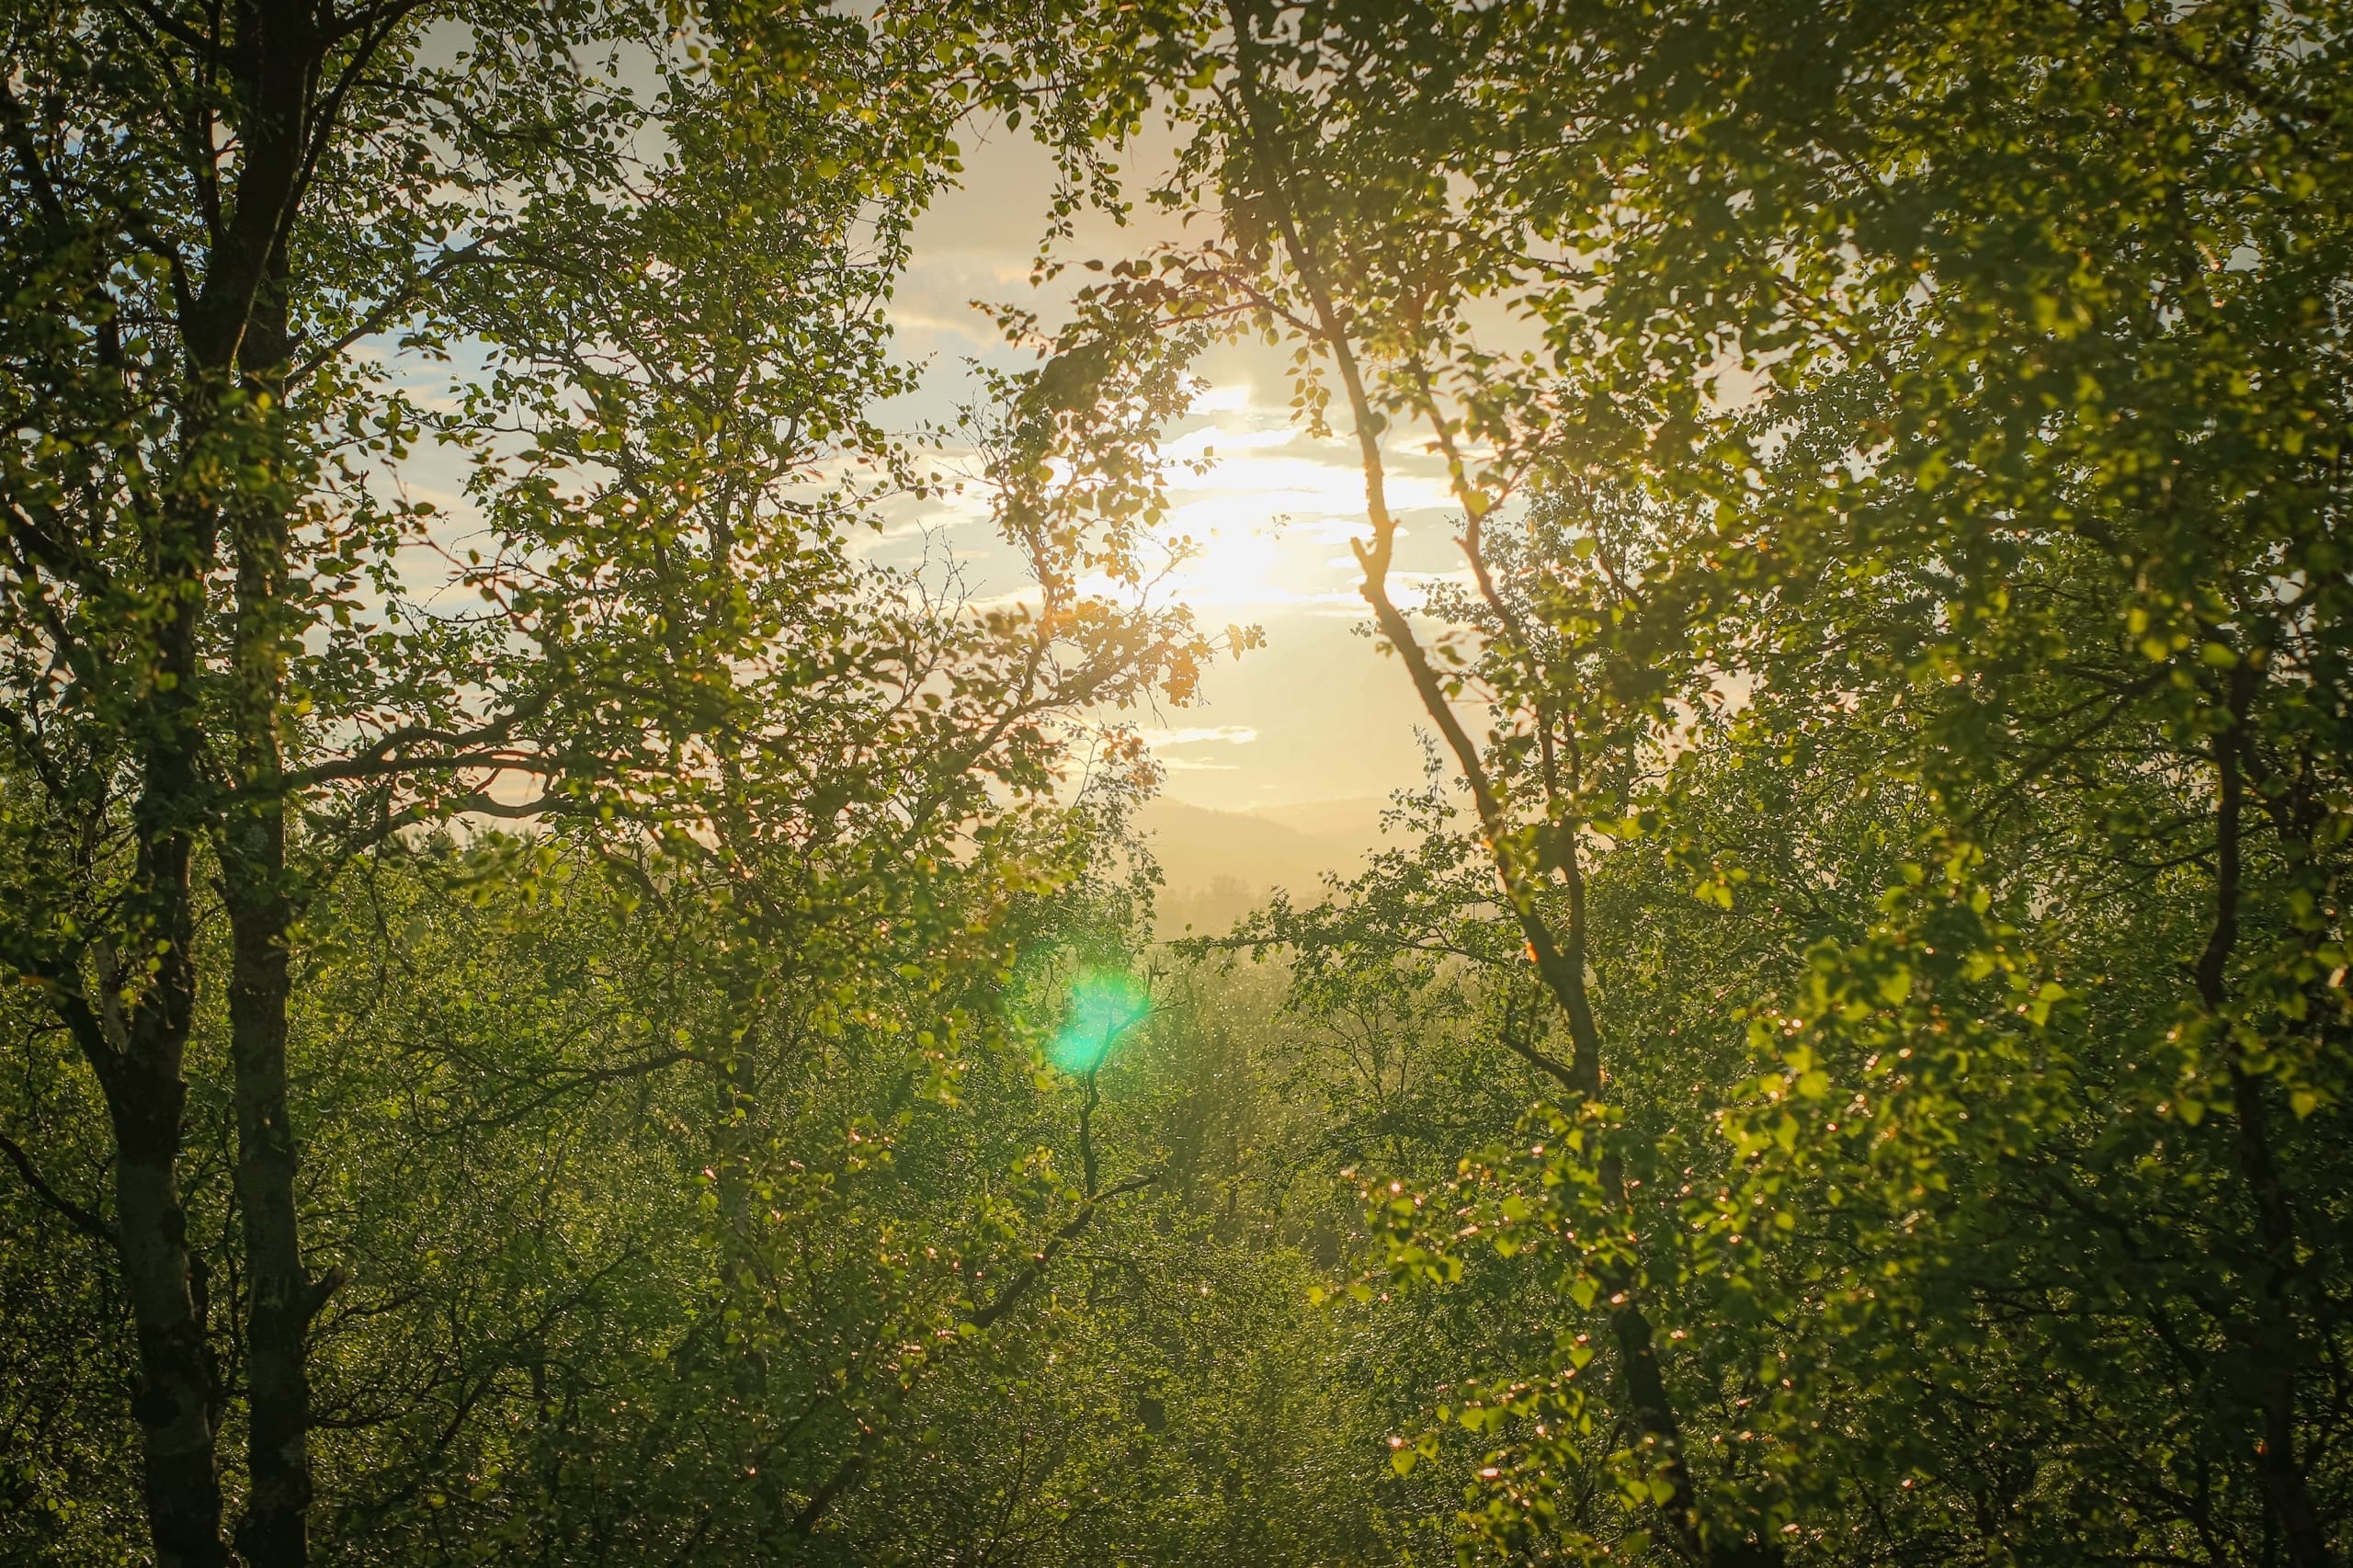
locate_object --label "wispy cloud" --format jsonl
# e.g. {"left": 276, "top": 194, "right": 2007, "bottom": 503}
{"left": 1138, "top": 724, "right": 1260, "bottom": 749}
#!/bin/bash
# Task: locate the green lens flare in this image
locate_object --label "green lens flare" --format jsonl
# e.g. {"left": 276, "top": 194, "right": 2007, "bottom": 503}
{"left": 1051, "top": 969, "right": 1149, "bottom": 1074}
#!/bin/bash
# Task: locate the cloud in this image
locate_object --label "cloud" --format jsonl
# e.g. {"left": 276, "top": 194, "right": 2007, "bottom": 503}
{"left": 1131, "top": 725, "right": 1258, "bottom": 775}
{"left": 1192, "top": 382, "right": 1257, "bottom": 414}
{"left": 1160, "top": 423, "right": 1299, "bottom": 462}
{"left": 1138, "top": 723, "right": 1260, "bottom": 749}
{"left": 1133, "top": 724, "right": 1261, "bottom": 748}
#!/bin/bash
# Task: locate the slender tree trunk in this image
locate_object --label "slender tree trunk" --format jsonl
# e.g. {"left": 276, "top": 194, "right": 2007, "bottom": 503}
{"left": 2231, "top": 1066, "right": 2332, "bottom": 1568}
{"left": 1215, "top": 15, "right": 1768, "bottom": 1557}
{"left": 101, "top": 483, "right": 231, "bottom": 1564}
{"left": 2198, "top": 673, "right": 2332, "bottom": 1568}
{"left": 102, "top": 1010, "right": 229, "bottom": 1568}
{"left": 226, "top": 820, "right": 317, "bottom": 1568}
{"left": 1219, "top": 17, "right": 1797, "bottom": 1556}
{"left": 224, "top": 222, "right": 327, "bottom": 1562}
{"left": 199, "top": 7, "right": 329, "bottom": 1556}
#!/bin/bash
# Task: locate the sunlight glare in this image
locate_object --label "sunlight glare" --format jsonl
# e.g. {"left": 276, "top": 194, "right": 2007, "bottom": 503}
{"left": 1051, "top": 970, "right": 1150, "bottom": 1074}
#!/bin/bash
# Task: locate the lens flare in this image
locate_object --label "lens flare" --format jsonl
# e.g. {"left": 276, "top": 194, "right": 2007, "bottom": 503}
{"left": 1051, "top": 969, "right": 1150, "bottom": 1074}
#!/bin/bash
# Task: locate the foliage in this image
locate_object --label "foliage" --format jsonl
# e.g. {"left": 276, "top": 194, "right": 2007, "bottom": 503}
{"left": 1005, "top": 1, "right": 2353, "bottom": 1563}
{"left": 6, "top": 2, "right": 2353, "bottom": 1566}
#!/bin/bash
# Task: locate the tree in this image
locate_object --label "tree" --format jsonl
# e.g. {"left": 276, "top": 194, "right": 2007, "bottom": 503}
{"left": 1001, "top": 3, "right": 1799, "bottom": 1556}
{"left": 11, "top": 0, "right": 2348, "bottom": 1562}
{"left": 1014, "top": 0, "right": 2353, "bottom": 1561}
{"left": 0, "top": 2, "right": 1165, "bottom": 1559}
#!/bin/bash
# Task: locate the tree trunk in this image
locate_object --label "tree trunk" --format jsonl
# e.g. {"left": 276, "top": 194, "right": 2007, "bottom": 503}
{"left": 203, "top": 6, "right": 328, "bottom": 1556}
{"left": 2199, "top": 671, "right": 2331, "bottom": 1568}
{"left": 102, "top": 1032, "right": 229, "bottom": 1568}
{"left": 224, "top": 227, "right": 323, "bottom": 1565}
{"left": 226, "top": 826, "right": 315, "bottom": 1568}
{"left": 100, "top": 501, "right": 231, "bottom": 1564}
{"left": 2231, "top": 1068, "right": 2333, "bottom": 1568}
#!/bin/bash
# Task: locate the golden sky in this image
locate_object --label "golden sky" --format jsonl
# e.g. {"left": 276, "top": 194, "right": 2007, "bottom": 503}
{"left": 876, "top": 124, "right": 1472, "bottom": 818}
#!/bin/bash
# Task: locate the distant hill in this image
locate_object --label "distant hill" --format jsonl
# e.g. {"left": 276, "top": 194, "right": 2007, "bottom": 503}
{"left": 1133, "top": 798, "right": 1391, "bottom": 937}
{"left": 1245, "top": 795, "right": 1392, "bottom": 846}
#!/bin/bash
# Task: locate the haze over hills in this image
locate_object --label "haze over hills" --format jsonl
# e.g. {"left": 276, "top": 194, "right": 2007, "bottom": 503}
{"left": 1134, "top": 797, "right": 1392, "bottom": 936}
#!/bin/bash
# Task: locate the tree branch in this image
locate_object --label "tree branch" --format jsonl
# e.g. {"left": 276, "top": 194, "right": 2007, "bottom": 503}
{"left": 0, "top": 1130, "right": 114, "bottom": 1244}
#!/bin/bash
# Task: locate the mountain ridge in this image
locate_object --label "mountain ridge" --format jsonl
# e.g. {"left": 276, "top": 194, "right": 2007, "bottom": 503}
{"left": 1134, "top": 797, "right": 1391, "bottom": 937}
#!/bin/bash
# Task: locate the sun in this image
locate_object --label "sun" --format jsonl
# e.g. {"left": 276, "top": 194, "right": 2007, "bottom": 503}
{"left": 1170, "top": 522, "right": 1282, "bottom": 608}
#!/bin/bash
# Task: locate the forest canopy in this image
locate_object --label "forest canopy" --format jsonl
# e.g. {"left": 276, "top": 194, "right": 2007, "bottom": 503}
{"left": 1, "top": 2, "right": 2348, "bottom": 1566}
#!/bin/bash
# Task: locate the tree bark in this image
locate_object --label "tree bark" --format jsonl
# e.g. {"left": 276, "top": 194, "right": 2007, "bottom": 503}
{"left": 202, "top": 5, "right": 328, "bottom": 1561}
{"left": 2197, "top": 671, "right": 2332, "bottom": 1568}
{"left": 223, "top": 201, "right": 324, "bottom": 1568}
{"left": 226, "top": 783, "right": 319, "bottom": 1568}
{"left": 99, "top": 460, "right": 231, "bottom": 1564}
{"left": 99, "top": 993, "right": 229, "bottom": 1568}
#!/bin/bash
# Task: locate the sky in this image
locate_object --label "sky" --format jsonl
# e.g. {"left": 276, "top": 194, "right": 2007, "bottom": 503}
{"left": 867, "top": 123, "right": 1473, "bottom": 817}
{"left": 369, "top": 112, "right": 1465, "bottom": 824}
